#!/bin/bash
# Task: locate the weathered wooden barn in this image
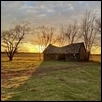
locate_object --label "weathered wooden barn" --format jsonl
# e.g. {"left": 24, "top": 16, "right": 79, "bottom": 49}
{"left": 43, "top": 42, "right": 87, "bottom": 62}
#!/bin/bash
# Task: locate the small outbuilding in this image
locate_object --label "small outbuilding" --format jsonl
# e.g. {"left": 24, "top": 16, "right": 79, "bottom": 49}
{"left": 43, "top": 42, "right": 87, "bottom": 62}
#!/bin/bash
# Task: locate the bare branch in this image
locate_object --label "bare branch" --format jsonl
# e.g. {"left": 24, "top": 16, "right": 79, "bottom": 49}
{"left": 80, "top": 10, "right": 100, "bottom": 52}
{"left": 1, "top": 21, "right": 30, "bottom": 61}
{"left": 32, "top": 25, "right": 58, "bottom": 52}
{"left": 59, "top": 20, "right": 80, "bottom": 46}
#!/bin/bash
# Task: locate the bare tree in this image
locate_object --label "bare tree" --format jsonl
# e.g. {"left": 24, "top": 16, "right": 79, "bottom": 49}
{"left": 33, "top": 26, "right": 60, "bottom": 60}
{"left": 95, "top": 17, "right": 101, "bottom": 32}
{"left": 59, "top": 20, "right": 81, "bottom": 46}
{"left": 1, "top": 22, "right": 30, "bottom": 61}
{"left": 33, "top": 26, "right": 60, "bottom": 51}
{"left": 58, "top": 24, "right": 67, "bottom": 46}
{"left": 80, "top": 10, "right": 100, "bottom": 61}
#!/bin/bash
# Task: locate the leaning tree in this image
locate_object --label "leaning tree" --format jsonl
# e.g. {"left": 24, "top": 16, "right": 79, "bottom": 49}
{"left": 1, "top": 22, "right": 30, "bottom": 61}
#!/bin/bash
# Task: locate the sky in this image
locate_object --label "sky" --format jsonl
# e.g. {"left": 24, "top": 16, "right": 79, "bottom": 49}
{"left": 1, "top": 1, "right": 101, "bottom": 53}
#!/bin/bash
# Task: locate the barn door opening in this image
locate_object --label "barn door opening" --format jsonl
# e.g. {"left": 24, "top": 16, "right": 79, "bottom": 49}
{"left": 58, "top": 54, "right": 65, "bottom": 61}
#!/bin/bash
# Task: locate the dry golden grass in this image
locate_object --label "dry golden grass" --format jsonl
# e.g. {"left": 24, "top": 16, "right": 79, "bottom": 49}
{"left": 90, "top": 55, "right": 101, "bottom": 62}
{"left": 1, "top": 55, "right": 42, "bottom": 101}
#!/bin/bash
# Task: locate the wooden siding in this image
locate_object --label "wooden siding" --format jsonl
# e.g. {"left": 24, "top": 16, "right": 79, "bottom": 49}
{"left": 43, "top": 42, "right": 87, "bottom": 62}
{"left": 79, "top": 45, "right": 86, "bottom": 61}
{"left": 65, "top": 54, "right": 80, "bottom": 62}
{"left": 44, "top": 54, "right": 58, "bottom": 61}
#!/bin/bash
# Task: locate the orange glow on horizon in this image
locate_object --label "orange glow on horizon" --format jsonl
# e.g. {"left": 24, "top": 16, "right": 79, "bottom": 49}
{"left": 91, "top": 46, "right": 101, "bottom": 54}
{"left": 1, "top": 42, "right": 101, "bottom": 54}
{"left": 18, "top": 42, "right": 45, "bottom": 53}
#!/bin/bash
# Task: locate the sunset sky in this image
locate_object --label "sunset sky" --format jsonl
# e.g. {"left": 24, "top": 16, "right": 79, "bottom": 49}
{"left": 1, "top": 1, "right": 101, "bottom": 54}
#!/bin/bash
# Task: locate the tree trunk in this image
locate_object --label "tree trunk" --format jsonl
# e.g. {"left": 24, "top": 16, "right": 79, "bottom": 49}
{"left": 9, "top": 56, "right": 13, "bottom": 61}
{"left": 86, "top": 51, "right": 90, "bottom": 61}
{"left": 9, "top": 53, "right": 14, "bottom": 61}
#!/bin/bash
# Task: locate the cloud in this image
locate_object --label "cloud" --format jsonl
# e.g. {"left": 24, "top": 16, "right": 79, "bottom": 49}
{"left": 1, "top": 1, "right": 101, "bottom": 31}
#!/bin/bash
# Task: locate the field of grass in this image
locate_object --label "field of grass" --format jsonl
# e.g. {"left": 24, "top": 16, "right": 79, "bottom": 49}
{"left": 89, "top": 54, "right": 101, "bottom": 62}
{"left": 1, "top": 54, "right": 101, "bottom": 101}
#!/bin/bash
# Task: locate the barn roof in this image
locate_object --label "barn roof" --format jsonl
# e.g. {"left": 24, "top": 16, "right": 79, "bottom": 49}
{"left": 43, "top": 42, "right": 85, "bottom": 54}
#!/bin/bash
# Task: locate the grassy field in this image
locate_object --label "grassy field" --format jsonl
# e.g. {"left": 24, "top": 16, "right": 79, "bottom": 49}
{"left": 1, "top": 54, "right": 101, "bottom": 101}
{"left": 89, "top": 54, "right": 101, "bottom": 62}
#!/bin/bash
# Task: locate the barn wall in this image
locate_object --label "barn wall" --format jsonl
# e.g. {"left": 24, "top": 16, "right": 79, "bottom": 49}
{"left": 43, "top": 53, "right": 59, "bottom": 61}
{"left": 43, "top": 53, "right": 66, "bottom": 61}
{"left": 43, "top": 54, "right": 47, "bottom": 60}
{"left": 79, "top": 46, "right": 86, "bottom": 61}
{"left": 65, "top": 54, "right": 80, "bottom": 62}
{"left": 43, "top": 54, "right": 49, "bottom": 60}
{"left": 57, "top": 54, "right": 65, "bottom": 61}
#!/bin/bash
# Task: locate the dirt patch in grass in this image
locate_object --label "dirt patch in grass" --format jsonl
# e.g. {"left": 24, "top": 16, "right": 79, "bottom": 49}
{"left": 1, "top": 69, "right": 34, "bottom": 77}
{"left": 1, "top": 69, "right": 35, "bottom": 83}
{"left": 1, "top": 66, "right": 38, "bottom": 100}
